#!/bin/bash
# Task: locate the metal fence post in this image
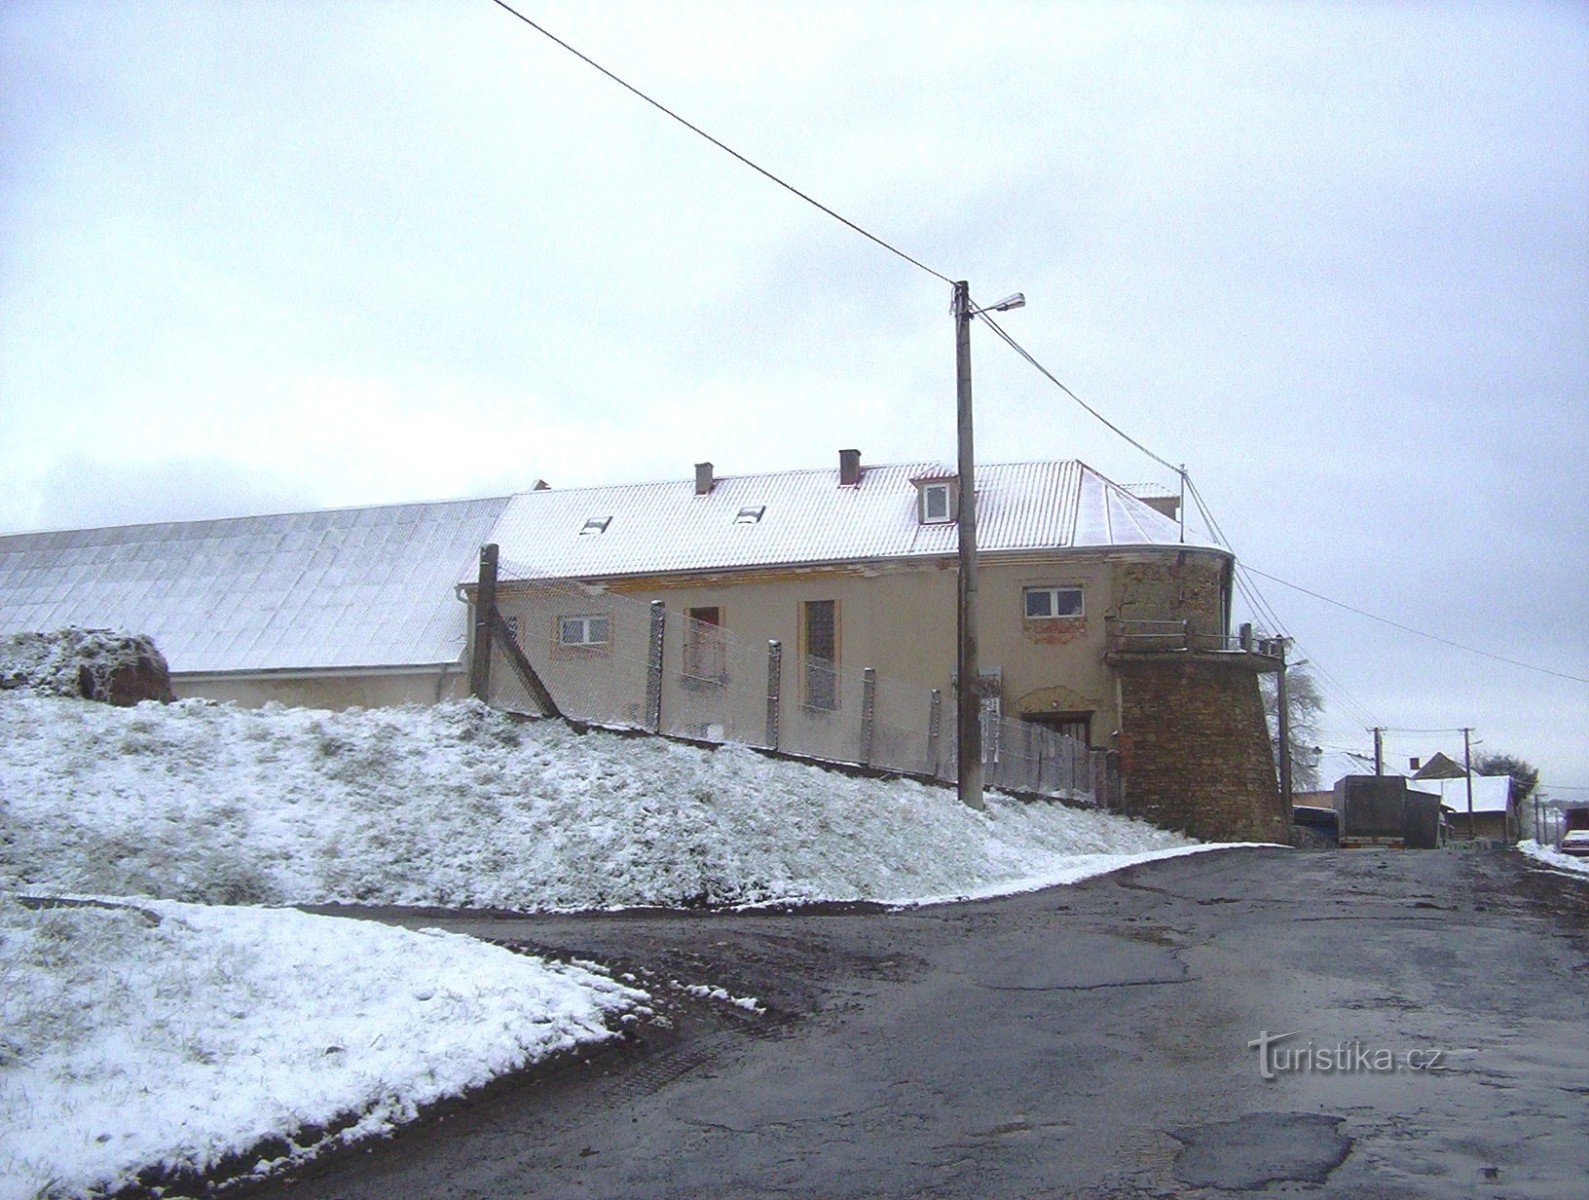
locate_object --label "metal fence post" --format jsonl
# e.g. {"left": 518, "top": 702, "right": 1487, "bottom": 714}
{"left": 860, "top": 667, "right": 877, "bottom": 767}
{"left": 927, "top": 688, "right": 942, "bottom": 777}
{"left": 645, "top": 601, "right": 665, "bottom": 733}
{"left": 765, "top": 640, "right": 782, "bottom": 750}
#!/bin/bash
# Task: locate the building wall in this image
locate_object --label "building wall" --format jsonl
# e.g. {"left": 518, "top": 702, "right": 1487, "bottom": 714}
{"left": 1114, "top": 656, "right": 1287, "bottom": 842}
{"left": 175, "top": 668, "right": 468, "bottom": 710}
{"left": 495, "top": 545, "right": 1234, "bottom": 755}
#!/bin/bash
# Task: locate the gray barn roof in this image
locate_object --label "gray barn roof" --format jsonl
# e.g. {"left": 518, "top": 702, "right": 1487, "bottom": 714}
{"left": 488, "top": 460, "right": 1219, "bottom": 582}
{"left": 0, "top": 498, "right": 509, "bottom": 675}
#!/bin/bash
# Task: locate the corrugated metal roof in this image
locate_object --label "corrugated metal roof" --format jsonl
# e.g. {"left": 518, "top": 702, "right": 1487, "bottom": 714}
{"left": 0, "top": 498, "right": 509, "bottom": 674}
{"left": 489, "top": 460, "right": 1217, "bottom": 582}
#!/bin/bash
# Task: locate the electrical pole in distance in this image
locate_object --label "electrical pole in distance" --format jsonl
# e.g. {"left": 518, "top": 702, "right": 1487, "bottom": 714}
{"left": 1372, "top": 727, "right": 1384, "bottom": 776}
{"left": 952, "top": 282, "right": 1025, "bottom": 812}
{"left": 1462, "top": 726, "right": 1476, "bottom": 840}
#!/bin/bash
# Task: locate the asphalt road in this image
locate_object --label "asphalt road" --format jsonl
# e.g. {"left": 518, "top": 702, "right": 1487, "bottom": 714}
{"left": 256, "top": 848, "right": 1589, "bottom": 1200}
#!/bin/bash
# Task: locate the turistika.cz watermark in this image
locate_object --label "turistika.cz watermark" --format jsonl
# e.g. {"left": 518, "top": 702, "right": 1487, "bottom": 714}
{"left": 1248, "top": 1030, "right": 1447, "bottom": 1080}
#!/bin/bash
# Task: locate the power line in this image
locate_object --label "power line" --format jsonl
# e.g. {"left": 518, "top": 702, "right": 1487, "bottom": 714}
{"left": 1242, "top": 565, "right": 1589, "bottom": 685}
{"left": 487, "top": 0, "right": 954, "bottom": 286}
{"left": 974, "top": 312, "right": 1181, "bottom": 474}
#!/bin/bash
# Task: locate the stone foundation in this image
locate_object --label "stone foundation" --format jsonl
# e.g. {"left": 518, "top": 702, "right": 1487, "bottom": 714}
{"left": 1114, "top": 655, "right": 1286, "bottom": 843}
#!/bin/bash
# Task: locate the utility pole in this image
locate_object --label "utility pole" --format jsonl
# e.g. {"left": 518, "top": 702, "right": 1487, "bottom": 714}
{"left": 1178, "top": 464, "right": 1187, "bottom": 544}
{"left": 1372, "top": 727, "right": 1384, "bottom": 776}
{"left": 953, "top": 280, "right": 984, "bottom": 812}
{"left": 1276, "top": 637, "right": 1293, "bottom": 810}
{"left": 1462, "top": 726, "right": 1476, "bottom": 840}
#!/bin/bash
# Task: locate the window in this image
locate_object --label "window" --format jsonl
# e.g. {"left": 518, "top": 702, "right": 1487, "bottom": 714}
{"left": 734, "top": 506, "right": 766, "bottom": 524}
{"left": 579, "top": 516, "right": 612, "bottom": 535}
{"left": 684, "top": 606, "right": 726, "bottom": 682}
{"left": 558, "top": 614, "right": 609, "bottom": 646}
{"left": 1024, "top": 586, "right": 1084, "bottom": 619}
{"left": 802, "top": 599, "right": 838, "bottom": 710}
{"left": 915, "top": 479, "right": 956, "bottom": 525}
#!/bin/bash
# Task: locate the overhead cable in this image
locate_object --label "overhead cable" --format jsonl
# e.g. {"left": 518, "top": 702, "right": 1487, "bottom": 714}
{"left": 487, "top": 0, "right": 954, "bottom": 286}
{"left": 974, "top": 311, "right": 1181, "bottom": 474}
{"left": 1241, "top": 565, "right": 1589, "bottom": 685}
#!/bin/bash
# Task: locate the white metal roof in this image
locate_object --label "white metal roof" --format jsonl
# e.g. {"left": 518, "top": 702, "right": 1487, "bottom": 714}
{"left": 0, "top": 498, "right": 509, "bottom": 675}
{"left": 1412, "top": 775, "right": 1514, "bottom": 815}
{"left": 488, "top": 460, "right": 1221, "bottom": 582}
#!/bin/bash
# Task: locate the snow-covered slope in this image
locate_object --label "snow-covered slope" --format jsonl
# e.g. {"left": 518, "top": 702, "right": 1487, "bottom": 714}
{"left": 1, "top": 693, "right": 1207, "bottom": 909}
{"left": 0, "top": 896, "right": 643, "bottom": 1200}
{"left": 1517, "top": 839, "right": 1589, "bottom": 878}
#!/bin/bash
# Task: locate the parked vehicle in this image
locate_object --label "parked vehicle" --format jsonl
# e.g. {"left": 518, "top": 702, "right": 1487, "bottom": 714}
{"left": 1559, "top": 830, "right": 1589, "bottom": 858}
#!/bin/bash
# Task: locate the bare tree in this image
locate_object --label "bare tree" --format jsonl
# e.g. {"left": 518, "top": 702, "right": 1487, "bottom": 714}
{"left": 1260, "top": 667, "right": 1325, "bottom": 792}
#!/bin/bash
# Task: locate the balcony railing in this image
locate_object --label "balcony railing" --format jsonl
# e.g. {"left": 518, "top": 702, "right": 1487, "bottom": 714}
{"left": 1106, "top": 619, "right": 1283, "bottom": 658}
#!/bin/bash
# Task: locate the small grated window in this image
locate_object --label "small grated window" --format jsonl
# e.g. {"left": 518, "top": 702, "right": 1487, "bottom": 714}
{"left": 579, "top": 516, "right": 612, "bottom": 535}
{"left": 735, "top": 506, "right": 766, "bottom": 524}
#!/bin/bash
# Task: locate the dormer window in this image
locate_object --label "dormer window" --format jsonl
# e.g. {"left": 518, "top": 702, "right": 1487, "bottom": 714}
{"left": 579, "top": 516, "right": 612, "bottom": 535}
{"left": 914, "top": 478, "right": 957, "bottom": 525}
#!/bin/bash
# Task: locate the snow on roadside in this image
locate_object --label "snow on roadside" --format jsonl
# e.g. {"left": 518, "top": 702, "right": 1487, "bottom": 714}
{"left": 1517, "top": 839, "right": 1589, "bottom": 878}
{"left": 0, "top": 896, "right": 645, "bottom": 1200}
{"left": 0, "top": 693, "right": 1209, "bottom": 910}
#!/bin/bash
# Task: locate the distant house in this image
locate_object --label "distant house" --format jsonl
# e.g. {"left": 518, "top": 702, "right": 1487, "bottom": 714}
{"left": 1414, "top": 774, "right": 1517, "bottom": 843}
{"left": 0, "top": 498, "right": 508, "bottom": 708}
{"left": 479, "top": 451, "right": 1288, "bottom": 841}
{"left": 1408, "top": 752, "right": 1467, "bottom": 780}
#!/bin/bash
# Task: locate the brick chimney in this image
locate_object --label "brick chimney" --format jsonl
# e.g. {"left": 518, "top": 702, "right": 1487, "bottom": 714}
{"left": 839, "top": 448, "right": 862, "bottom": 486}
{"left": 695, "top": 462, "right": 714, "bottom": 495}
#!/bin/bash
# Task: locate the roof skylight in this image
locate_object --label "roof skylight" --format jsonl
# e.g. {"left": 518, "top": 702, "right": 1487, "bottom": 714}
{"left": 734, "top": 506, "right": 766, "bottom": 525}
{"left": 579, "top": 516, "right": 613, "bottom": 535}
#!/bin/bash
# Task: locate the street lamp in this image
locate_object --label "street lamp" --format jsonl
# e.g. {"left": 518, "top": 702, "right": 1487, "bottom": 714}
{"left": 952, "top": 283, "right": 1024, "bottom": 811}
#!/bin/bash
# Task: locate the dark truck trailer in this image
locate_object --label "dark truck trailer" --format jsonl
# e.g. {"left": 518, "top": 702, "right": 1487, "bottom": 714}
{"left": 1334, "top": 776, "right": 1443, "bottom": 849}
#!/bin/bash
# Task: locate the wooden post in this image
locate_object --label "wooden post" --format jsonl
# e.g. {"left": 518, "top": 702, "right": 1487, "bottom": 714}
{"left": 644, "top": 601, "right": 666, "bottom": 733}
{"left": 1463, "top": 726, "right": 1476, "bottom": 840}
{"left": 1373, "top": 727, "right": 1384, "bottom": 776}
{"left": 860, "top": 667, "right": 877, "bottom": 767}
{"left": 765, "top": 640, "right": 782, "bottom": 749}
{"left": 953, "top": 280, "right": 984, "bottom": 810}
{"left": 469, "top": 544, "right": 499, "bottom": 701}
{"left": 490, "top": 610, "right": 561, "bottom": 718}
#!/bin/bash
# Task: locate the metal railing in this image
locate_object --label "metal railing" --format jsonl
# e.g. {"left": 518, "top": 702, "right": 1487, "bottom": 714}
{"left": 1107, "top": 618, "right": 1282, "bottom": 658}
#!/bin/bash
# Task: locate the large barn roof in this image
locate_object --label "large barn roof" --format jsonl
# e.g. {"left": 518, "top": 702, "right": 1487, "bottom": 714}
{"left": 0, "top": 498, "right": 509, "bottom": 675}
{"left": 488, "top": 459, "right": 1220, "bottom": 582}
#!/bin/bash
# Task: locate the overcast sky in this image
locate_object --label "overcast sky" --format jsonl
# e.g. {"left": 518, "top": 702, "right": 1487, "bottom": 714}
{"left": 3, "top": 1, "right": 1586, "bottom": 795}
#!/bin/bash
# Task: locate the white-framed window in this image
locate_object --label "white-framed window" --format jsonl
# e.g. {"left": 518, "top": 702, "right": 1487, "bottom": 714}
{"left": 922, "top": 483, "right": 953, "bottom": 524}
{"left": 1023, "top": 586, "right": 1084, "bottom": 619}
{"left": 558, "top": 614, "right": 610, "bottom": 646}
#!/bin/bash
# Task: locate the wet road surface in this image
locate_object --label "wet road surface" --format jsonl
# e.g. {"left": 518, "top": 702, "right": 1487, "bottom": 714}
{"left": 252, "top": 847, "right": 1588, "bottom": 1199}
